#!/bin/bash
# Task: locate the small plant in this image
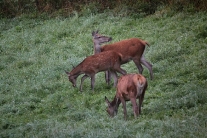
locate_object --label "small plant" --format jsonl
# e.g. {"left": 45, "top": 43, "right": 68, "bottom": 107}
{"left": 198, "top": 25, "right": 207, "bottom": 39}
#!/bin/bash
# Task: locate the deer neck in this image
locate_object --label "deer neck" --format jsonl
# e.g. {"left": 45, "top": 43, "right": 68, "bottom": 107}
{"left": 112, "top": 96, "right": 121, "bottom": 107}
{"left": 70, "top": 64, "right": 82, "bottom": 77}
{"left": 93, "top": 41, "right": 102, "bottom": 54}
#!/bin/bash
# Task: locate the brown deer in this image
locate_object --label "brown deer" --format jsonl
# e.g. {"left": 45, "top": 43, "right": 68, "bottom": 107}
{"left": 105, "top": 74, "right": 147, "bottom": 120}
{"left": 92, "top": 30, "right": 153, "bottom": 83}
{"left": 65, "top": 51, "right": 127, "bottom": 91}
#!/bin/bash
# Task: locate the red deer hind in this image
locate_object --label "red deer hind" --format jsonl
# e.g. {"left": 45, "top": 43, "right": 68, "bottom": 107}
{"left": 92, "top": 30, "right": 153, "bottom": 84}
{"left": 105, "top": 74, "right": 147, "bottom": 120}
{"left": 65, "top": 51, "right": 127, "bottom": 91}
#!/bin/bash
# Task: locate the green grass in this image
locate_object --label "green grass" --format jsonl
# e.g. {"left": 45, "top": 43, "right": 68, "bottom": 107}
{"left": 0, "top": 11, "right": 207, "bottom": 137}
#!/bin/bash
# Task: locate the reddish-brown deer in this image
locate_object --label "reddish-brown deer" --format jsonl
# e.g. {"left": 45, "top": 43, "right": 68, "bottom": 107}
{"left": 65, "top": 51, "right": 127, "bottom": 91}
{"left": 92, "top": 30, "right": 153, "bottom": 83}
{"left": 105, "top": 73, "right": 147, "bottom": 120}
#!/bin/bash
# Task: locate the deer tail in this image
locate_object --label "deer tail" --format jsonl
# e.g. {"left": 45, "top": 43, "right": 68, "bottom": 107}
{"left": 136, "top": 78, "right": 145, "bottom": 97}
{"left": 141, "top": 40, "right": 150, "bottom": 47}
{"left": 145, "top": 41, "right": 150, "bottom": 47}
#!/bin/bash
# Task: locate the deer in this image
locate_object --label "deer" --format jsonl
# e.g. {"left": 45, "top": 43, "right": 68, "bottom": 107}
{"left": 65, "top": 51, "right": 127, "bottom": 91}
{"left": 92, "top": 30, "right": 153, "bottom": 85}
{"left": 105, "top": 73, "right": 148, "bottom": 120}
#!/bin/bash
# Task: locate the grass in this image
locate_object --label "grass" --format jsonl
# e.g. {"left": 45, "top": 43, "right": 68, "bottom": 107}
{"left": 0, "top": 10, "right": 207, "bottom": 137}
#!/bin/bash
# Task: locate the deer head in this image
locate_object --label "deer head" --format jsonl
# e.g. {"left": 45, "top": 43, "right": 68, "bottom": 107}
{"left": 92, "top": 30, "right": 112, "bottom": 45}
{"left": 65, "top": 71, "right": 77, "bottom": 87}
{"left": 105, "top": 96, "right": 119, "bottom": 117}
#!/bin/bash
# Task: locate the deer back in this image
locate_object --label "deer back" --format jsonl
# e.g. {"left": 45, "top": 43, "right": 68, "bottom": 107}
{"left": 73, "top": 51, "right": 123, "bottom": 74}
{"left": 101, "top": 38, "right": 147, "bottom": 63}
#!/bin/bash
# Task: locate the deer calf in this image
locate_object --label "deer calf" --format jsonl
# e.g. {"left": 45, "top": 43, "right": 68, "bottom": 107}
{"left": 92, "top": 30, "right": 153, "bottom": 81}
{"left": 65, "top": 51, "right": 127, "bottom": 91}
{"left": 105, "top": 74, "right": 147, "bottom": 120}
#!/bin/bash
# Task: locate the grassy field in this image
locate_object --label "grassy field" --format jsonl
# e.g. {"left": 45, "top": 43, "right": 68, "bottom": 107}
{"left": 0, "top": 10, "right": 207, "bottom": 137}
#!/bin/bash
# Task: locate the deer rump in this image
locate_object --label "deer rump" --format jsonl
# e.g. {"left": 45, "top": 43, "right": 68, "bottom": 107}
{"left": 116, "top": 74, "right": 146, "bottom": 100}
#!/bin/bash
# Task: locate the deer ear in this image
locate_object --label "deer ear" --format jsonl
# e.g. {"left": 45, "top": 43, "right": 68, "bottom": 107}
{"left": 65, "top": 71, "right": 69, "bottom": 75}
{"left": 92, "top": 31, "right": 95, "bottom": 36}
{"left": 71, "top": 64, "right": 75, "bottom": 69}
{"left": 105, "top": 96, "right": 110, "bottom": 106}
{"left": 96, "top": 30, "right": 99, "bottom": 34}
{"left": 115, "top": 98, "right": 119, "bottom": 105}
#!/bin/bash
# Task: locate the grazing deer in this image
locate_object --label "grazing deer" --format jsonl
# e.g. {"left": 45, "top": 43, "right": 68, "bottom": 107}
{"left": 105, "top": 74, "right": 147, "bottom": 120}
{"left": 92, "top": 30, "right": 153, "bottom": 83}
{"left": 65, "top": 51, "right": 127, "bottom": 91}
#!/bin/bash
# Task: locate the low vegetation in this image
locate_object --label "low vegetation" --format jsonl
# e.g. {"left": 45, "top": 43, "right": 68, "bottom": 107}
{"left": 0, "top": 7, "right": 207, "bottom": 137}
{"left": 1, "top": 0, "right": 207, "bottom": 18}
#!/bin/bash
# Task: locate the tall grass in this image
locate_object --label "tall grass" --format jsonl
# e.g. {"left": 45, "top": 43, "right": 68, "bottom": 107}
{"left": 0, "top": 10, "right": 207, "bottom": 137}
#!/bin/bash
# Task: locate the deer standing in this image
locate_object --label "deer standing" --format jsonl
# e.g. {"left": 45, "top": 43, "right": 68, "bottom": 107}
{"left": 65, "top": 51, "right": 127, "bottom": 91}
{"left": 92, "top": 30, "right": 153, "bottom": 85}
{"left": 105, "top": 73, "right": 148, "bottom": 120}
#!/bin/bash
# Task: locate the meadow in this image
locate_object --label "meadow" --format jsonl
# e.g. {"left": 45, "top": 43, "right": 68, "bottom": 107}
{"left": 0, "top": 9, "right": 207, "bottom": 137}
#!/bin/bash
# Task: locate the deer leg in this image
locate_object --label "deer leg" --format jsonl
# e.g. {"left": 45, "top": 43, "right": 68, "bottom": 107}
{"left": 114, "top": 67, "right": 127, "bottom": 75}
{"left": 80, "top": 75, "right": 89, "bottom": 92}
{"left": 130, "top": 97, "right": 139, "bottom": 118}
{"left": 132, "top": 59, "right": 144, "bottom": 74}
{"left": 140, "top": 56, "right": 153, "bottom": 80}
{"left": 138, "top": 93, "right": 145, "bottom": 115}
{"left": 91, "top": 75, "right": 96, "bottom": 91}
{"left": 105, "top": 70, "right": 111, "bottom": 85}
{"left": 110, "top": 70, "right": 118, "bottom": 87}
{"left": 120, "top": 97, "right": 127, "bottom": 120}
{"left": 108, "top": 70, "right": 111, "bottom": 84}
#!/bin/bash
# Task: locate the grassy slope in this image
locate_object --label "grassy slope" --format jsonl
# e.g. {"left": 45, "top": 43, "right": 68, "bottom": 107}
{"left": 0, "top": 11, "right": 207, "bottom": 137}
